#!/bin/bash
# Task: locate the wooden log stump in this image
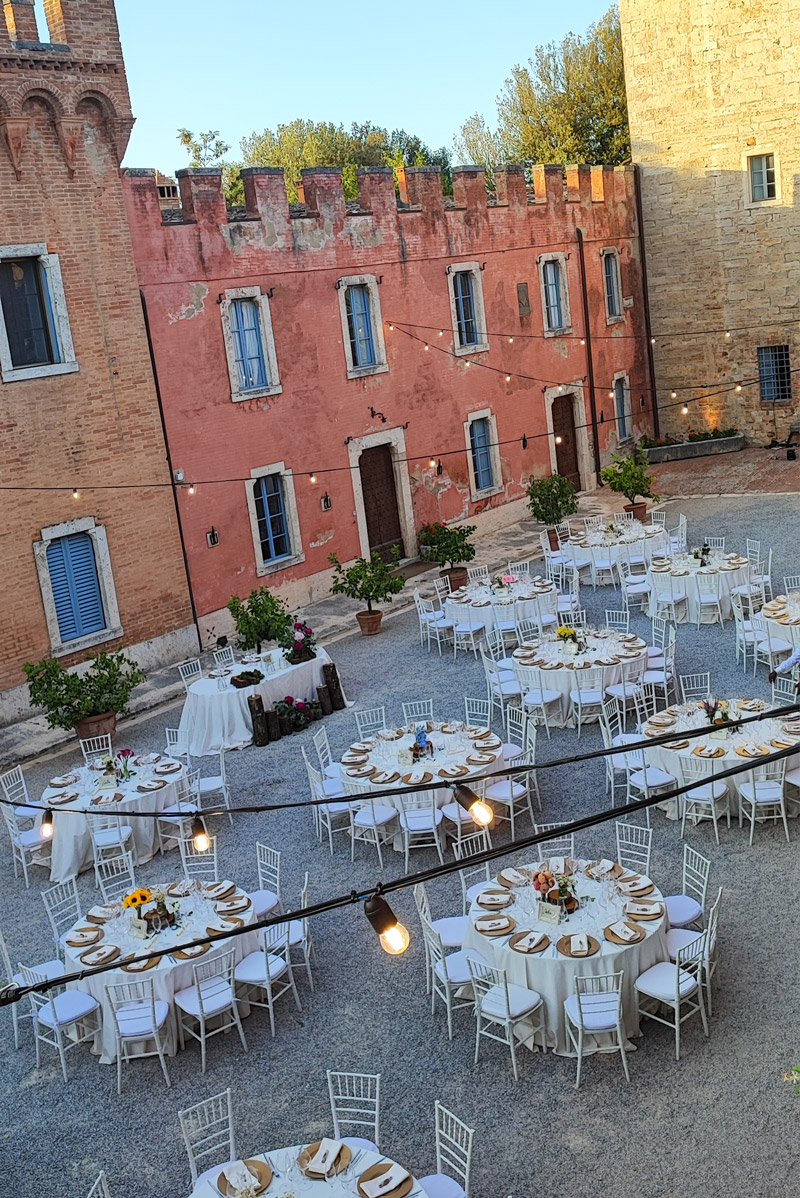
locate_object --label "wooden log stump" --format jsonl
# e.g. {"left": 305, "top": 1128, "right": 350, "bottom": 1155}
{"left": 323, "top": 662, "right": 346, "bottom": 711}
{"left": 278, "top": 714, "right": 294, "bottom": 737}
{"left": 316, "top": 684, "right": 334, "bottom": 716}
{"left": 265, "top": 707, "right": 280, "bottom": 742}
{"left": 248, "top": 694, "right": 270, "bottom": 746}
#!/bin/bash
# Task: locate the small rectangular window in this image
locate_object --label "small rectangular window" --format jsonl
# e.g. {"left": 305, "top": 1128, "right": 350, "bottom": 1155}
{"left": 453, "top": 272, "right": 478, "bottom": 346}
{"left": 604, "top": 254, "right": 622, "bottom": 318}
{"left": 749, "top": 154, "right": 776, "bottom": 202}
{"left": 470, "top": 417, "right": 495, "bottom": 491}
{"left": 516, "top": 282, "right": 530, "bottom": 316}
{"left": 614, "top": 378, "right": 629, "bottom": 439}
{"left": 230, "top": 298, "right": 268, "bottom": 391}
{"left": 345, "top": 284, "right": 376, "bottom": 367}
{"left": 542, "top": 260, "right": 564, "bottom": 330}
{"left": 758, "top": 345, "right": 792, "bottom": 402}
{"left": 253, "top": 474, "right": 291, "bottom": 562}
{"left": 45, "top": 533, "right": 105, "bottom": 643}
{"left": 0, "top": 257, "right": 59, "bottom": 368}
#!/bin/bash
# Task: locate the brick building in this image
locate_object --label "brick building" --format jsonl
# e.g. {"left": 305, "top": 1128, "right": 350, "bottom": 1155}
{"left": 0, "top": 0, "right": 196, "bottom": 724}
{"left": 620, "top": 0, "right": 800, "bottom": 442}
{"left": 124, "top": 161, "right": 653, "bottom": 641}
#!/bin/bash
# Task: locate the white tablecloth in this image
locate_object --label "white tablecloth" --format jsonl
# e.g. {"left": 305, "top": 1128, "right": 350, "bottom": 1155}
{"left": 444, "top": 578, "right": 558, "bottom": 633}
{"left": 179, "top": 648, "right": 342, "bottom": 756}
{"left": 642, "top": 699, "right": 800, "bottom": 818}
{"left": 462, "top": 859, "right": 668, "bottom": 1055}
{"left": 35, "top": 757, "right": 185, "bottom": 883}
{"left": 762, "top": 594, "right": 800, "bottom": 654}
{"left": 64, "top": 880, "right": 259, "bottom": 1063}
{"left": 645, "top": 553, "right": 749, "bottom": 623}
{"left": 570, "top": 523, "right": 669, "bottom": 574}
{"left": 511, "top": 630, "right": 648, "bottom": 727}
{"left": 190, "top": 1145, "right": 418, "bottom": 1198}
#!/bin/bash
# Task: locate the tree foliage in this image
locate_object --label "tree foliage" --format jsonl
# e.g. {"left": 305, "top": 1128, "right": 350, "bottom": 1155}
{"left": 177, "top": 129, "right": 231, "bottom": 167}
{"left": 455, "top": 6, "right": 629, "bottom": 171}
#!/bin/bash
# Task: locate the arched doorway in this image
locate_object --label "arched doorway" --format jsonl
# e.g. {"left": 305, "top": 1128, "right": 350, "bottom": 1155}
{"left": 358, "top": 444, "right": 403, "bottom": 560}
{"left": 552, "top": 392, "right": 581, "bottom": 489}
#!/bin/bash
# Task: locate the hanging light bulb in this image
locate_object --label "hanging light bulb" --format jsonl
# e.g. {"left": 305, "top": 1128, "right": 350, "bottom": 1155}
{"left": 725, "top": 331, "right": 731, "bottom": 338}
{"left": 424, "top": 343, "right": 429, "bottom": 351}
{"left": 508, "top": 337, "right": 514, "bottom": 344}
{"left": 735, "top": 384, "right": 742, "bottom": 392}
{"left": 452, "top": 784, "right": 494, "bottom": 826}
{"left": 555, "top": 434, "right": 563, "bottom": 444}
{"left": 40, "top": 808, "right": 54, "bottom": 839}
{"left": 191, "top": 815, "right": 210, "bottom": 853}
{"left": 388, "top": 323, "right": 394, "bottom": 331}
{"left": 682, "top": 404, "right": 689, "bottom": 415}
{"left": 428, "top": 457, "right": 436, "bottom": 469}
{"left": 364, "top": 894, "right": 410, "bottom": 955}
{"left": 650, "top": 337, "right": 656, "bottom": 345}
{"left": 188, "top": 483, "right": 196, "bottom": 495}
{"left": 438, "top": 330, "right": 444, "bottom": 337}
{"left": 436, "top": 460, "right": 443, "bottom": 475}
{"left": 521, "top": 434, "right": 528, "bottom": 450}
{"left": 72, "top": 487, "right": 79, "bottom": 500}
{"left": 506, "top": 375, "right": 511, "bottom": 382}
{"left": 309, "top": 473, "right": 318, "bottom": 484}
{"left": 464, "top": 361, "right": 471, "bottom": 368}
{"left": 608, "top": 391, "right": 614, "bottom": 400}
{"left": 670, "top": 391, "right": 677, "bottom": 399}
{"left": 580, "top": 338, "right": 586, "bottom": 345}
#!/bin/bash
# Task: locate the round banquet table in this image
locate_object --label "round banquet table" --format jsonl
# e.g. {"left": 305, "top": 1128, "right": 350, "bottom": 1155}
{"left": 645, "top": 551, "right": 750, "bottom": 623}
{"left": 510, "top": 629, "right": 649, "bottom": 727}
{"left": 762, "top": 593, "right": 800, "bottom": 654}
{"left": 64, "top": 878, "right": 259, "bottom": 1063}
{"left": 461, "top": 858, "right": 668, "bottom": 1056}
{"left": 569, "top": 522, "right": 669, "bottom": 575}
{"left": 642, "top": 699, "right": 800, "bottom": 819}
{"left": 188, "top": 1144, "right": 420, "bottom": 1198}
{"left": 444, "top": 576, "right": 558, "bottom": 634}
{"left": 179, "top": 647, "right": 344, "bottom": 756}
{"left": 35, "top": 755, "right": 186, "bottom": 883}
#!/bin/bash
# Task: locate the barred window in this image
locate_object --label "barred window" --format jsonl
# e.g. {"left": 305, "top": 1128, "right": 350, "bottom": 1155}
{"left": 757, "top": 345, "right": 792, "bottom": 403}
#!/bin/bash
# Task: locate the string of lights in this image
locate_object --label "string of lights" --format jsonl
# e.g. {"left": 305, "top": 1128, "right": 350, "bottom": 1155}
{"left": 5, "top": 730, "right": 799, "bottom": 1008}
{"left": 389, "top": 314, "right": 800, "bottom": 344}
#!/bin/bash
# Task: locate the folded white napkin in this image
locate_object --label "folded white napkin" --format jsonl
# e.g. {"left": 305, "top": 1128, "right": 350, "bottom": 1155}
{"left": 408, "top": 767, "right": 425, "bottom": 783}
{"left": 174, "top": 943, "right": 206, "bottom": 957}
{"left": 217, "top": 899, "right": 244, "bottom": 912}
{"left": 205, "top": 880, "right": 234, "bottom": 899}
{"left": 476, "top": 916, "right": 507, "bottom": 931}
{"left": 68, "top": 930, "right": 96, "bottom": 944}
{"left": 138, "top": 752, "right": 160, "bottom": 765}
{"left": 479, "top": 892, "right": 508, "bottom": 906}
{"left": 516, "top": 930, "right": 546, "bottom": 951}
{"left": 570, "top": 933, "right": 588, "bottom": 955}
{"left": 361, "top": 1163, "right": 411, "bottom": 1198}
{"left": 123, "top": 957, "right": 153, "bottom": 972}
{"left": 608, "top": 920, "right": 637, "bottom": 942}
{"left": 618, "top": 879, "right": 644, "bottom": 894}
{"left": 88, "top": 905, "right": 114, "bottom": 920}
{"left": 306, "top": 1138, "right": 343, "bottom": 1175}
{"left": 549, "top": 856, "right": 565, "bottom": 875}
{"left": 626, "top": 901, "right": 658, "bottom": 916}
{"left": 501, "top": 867, "right": 528, "bottom": 885}
{"left": 589, "top": 859, "right": 614, "bottom": 879}
{"left": 226, "top": 1161, "right": 259, "bottom": 1190}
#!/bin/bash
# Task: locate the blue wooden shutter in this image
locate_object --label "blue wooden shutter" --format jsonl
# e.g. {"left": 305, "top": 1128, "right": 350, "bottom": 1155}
{"left": 543, "top": 261, "right": 563, "bottom": 329}
{"left": 46, "top": 534, "right": 105, "bottom": 642}
{"left": 454, "top": 272, "right": 478, "bottom": 345}
{"left": 253, "top": 475, "right": 290, "bottom": 562}
{"left": 346, "top": 285, "right": 376, "bottom": 366}
{"left": 604, "top": 254, "right": 620, "bottom": 317}
{"left": 230, "top": 299, "right": 267, "bottom": 389}
{"left": 615, "top": 379, "right": 628, "bottom": 438}
{"left": 470, "top": 418, "right": 494, "bottom": 490}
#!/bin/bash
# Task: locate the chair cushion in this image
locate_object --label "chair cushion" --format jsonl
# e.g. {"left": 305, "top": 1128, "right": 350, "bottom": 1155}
{"left": 642, "top": 670, "right": 674, "bottom": 686}
{"left": 12, "top": 958, "right": 65, "bottom": 987}
{"left": 666, "top": 928, "right": 702, "bottom": 961}
{"left": 756, "top": 639, "right": 792, "bottom": 653}
{"left": 646, "top": 645, "right": 663, "bottom": 658}
{"left": 605, "top": 683, "right": 639, "bottom": 699}
{"left": 233, "top": 950, "right": 286, "bottom": 987}
{"left": 569, "top": 689, "right": 604, "bottom": 705}
{"left": 248, "top": 888, "right": 280, "bottom": 918}
{"left": 37, "top": 988, "right": 98, "bottom": 1027}
{"left": 320, "top": 801, "right": 350, "bottom": 815}
{"left": 481, "top": 981, "right": 542, "bottom": 1020}
{"left": 400, "top": 809, "right": 444, "bottom": 831}
{"left": 175, "top": 976, "right": 237, "bottom": 1015}
{"left": 431, "top": 915, "right": 468, "bottom": 948}
{"left": 740, "top": 782, "right": 784, "bottom": 804}
{"left": 523, "top": 689, "right": 561, "bottom": 706}
{"left": 494, "top": 656, "right": 516, "bottom": 672}
{"left": 634, "top": 960, "right": 698, "bottom": 1001}
{"left": 115, "top": 998, "right": 170, "bottom": 1038}
{"left": 685, "top": 781, "right": 728, "bottom": 802}
{"left": 455, "top": 622, "right": 484, "bottom": 635}
{"left": 441, "top": 802, "right": 474, "bottom": 826}
{"left": 564, "top": 991, "right": 620, "bottom": 1032}
{"left": 322, "top": 778, "right": 345, "bottom": 798}
{"left": 324, "top": 763, "right": 342, "bottom": 780}
{"left": 492, "top": 679, "right": 522, "bottom": 697}
{"left": 93, "top": 827, "right": 133, "bottom": 849}
{"left": 198, "top": 775, "right": 224, "bottom": 793}
{"left": 629, "top": 767, "right": 676, "bottom": 791}
{"left": 664, "top": 893, "right": 703, "bottom": 927}
{"left": 288, "top": 919, "right": 305, "bottom": 946}
{"left": 434, "top": 947, "right": 487, "bottom": 986}
{"left": 342, "top": 1136, "right": 379, "bottom": 1153}
{"left": 417, "top": 1174, "right": 467, "bottom": 1198}
{"left": 656, "top": 591, "right": 686, "bottom": 604}
{"left": 353, "top": 804, "right": 397, "bottom": 827}
{"left": 159, "top": 800, "right": 197, "bottom": 817}
{"left": 501, "top": 741, "right": 523, "bottom": 761}
{"left": 484, "top": 780, "right": 526, "bottom": 802}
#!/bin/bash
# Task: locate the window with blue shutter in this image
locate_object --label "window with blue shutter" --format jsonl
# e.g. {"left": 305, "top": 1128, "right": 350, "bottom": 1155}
{"left": 345, "top": 285, "right": 376, "bottom": 367}
{"left": 542, "top": 260, "right": 564, "bottom": 330}
{"left": 470, "top": 418, "right": 495, "bottom": 491}
{"left": 253, "top": 474, "right": 291, "bottom": 563}
{"left": 453, "top": 271, "right": 478, "bottom": 346}
{"left": 758, "top": 345, "right": 792, "bottom": 402}
{"left": 46, "top": 534, "right": 105, "bottom": 643}
{"left": 604, "top": 253, "right": 621, "bottom": 318}
{"left": 230, "top": 298, "right": 268, "bottom": 391}
{"left": 615, "top": 378, "right": 629, "bottom": 439}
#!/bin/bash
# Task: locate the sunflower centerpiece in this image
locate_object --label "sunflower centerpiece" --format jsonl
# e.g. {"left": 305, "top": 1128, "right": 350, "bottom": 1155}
{"left": 556, "top": 625, "right": 585, "bottom": 656}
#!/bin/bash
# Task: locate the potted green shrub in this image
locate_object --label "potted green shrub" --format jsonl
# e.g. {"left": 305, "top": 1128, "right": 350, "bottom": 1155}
{"left": 526, "top": 473, "right": 579, "bottom": 549}
{"left": 600, "top": 446, "right": 659, "bottom": 521}
{"left": 328, "top": 547, "right": 406, "bottom": 635}
{"left": 417, "top": 522, "right": 477, "bottom": 589}
{"left": 226, "top": 586, "right": 293, "bottom": 653}
{"left": 23, "top": 649, "right": 146, "bottom": 741}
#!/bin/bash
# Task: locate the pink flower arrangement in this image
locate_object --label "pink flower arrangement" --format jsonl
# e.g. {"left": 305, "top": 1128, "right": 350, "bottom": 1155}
{"left": 501, "top": 574, "right": 517, "bottom": 585}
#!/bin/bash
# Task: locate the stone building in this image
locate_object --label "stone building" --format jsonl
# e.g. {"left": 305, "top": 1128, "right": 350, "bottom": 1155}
{"left": 619, "top": 0, "right": 800, "bottom": 442}
{"left": 124, "top": 162, "right": 653, "bottom": 640}
{"left": 0, "top": 0, "right": 196, "bottom": 724}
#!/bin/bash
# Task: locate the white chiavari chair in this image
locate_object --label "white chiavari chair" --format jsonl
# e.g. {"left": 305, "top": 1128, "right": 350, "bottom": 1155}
{"left": 402, "top": 699, "right": 435, "bottom": 727}
{"left": 106, "top": 976, "right": 170, "bottom": 1094}
{"left": 177, "top": 659, "right": 203, "bottom": 691}
{"left": 634, "top": 931, "right": 709, "bottom": 1060}
{"left": 179, "top": 834, "right": 219, "bottom": 883}
{"left": 288, "top": 872, "right": 316, "bottom": 990}
{"left": 604, "top": 658, "right": 645, "bottom": 729}
{"left": 452, "top": 603, "right": 486, "bottom": 660}
{"left": 354, "top": 706, "right": 388, "bottom": 739}
{"left": 664, "top": 844, "right": 710, "bottom": 928}
{"left": 666, "top": 886, "right": 723, "bottom": 1016}
{"left": 327, "top": 1069, "right": 381, "bottom": 1152}
{"left": 565, "top": 971, "right": 629, "bottom": 1088}
{"left": 468, "top": 959, "right": 544, "bottom": 1080}
{"left": 18, "top": 961, "right": 99, "bottom": 1083}
{"left": 614, "top": 819, "right": 652, "bottom": 875}
{"left": 213, "top": 646, "right": 235, "bottom": 668}
{"left": 783, "top": 574, "right": 800, "bottom": 595}
{"left": 752, "top": 614, "right": 793, "bottom": 676}
{"left": 79, "top": 734, "right": 113, "bottom": 765}
{"left": 419, "top": 595, "right": 455, "bottom": 655}
{"left": 679, "top": 672, "right": 711, "bottom": 703}
{"left": 703, "top": 536, "right": 725, "bottom": 551}
{"left": 454, "top": 829, "right": 493, "bottom": 911}
{"left": 605, "top": 609, "right": 630, "bottom": 634}
{"left": 233, "top": 921, "right": 300, "bottom": 1038}
{"left": 695, "top": 569, "right": 724, "bottom": 628}
{"left": 569, "top": 666, "right": 605, "bottom": 737}
{"left": 176, "top": 948, "right": 248, "bottom": 1070}
{"left": 0, "top": 803, "right": 52, "bottom": 888}
{"left": 164, "top": 727, "right": 190, "bottom": 760}
{"left": 417, "top": 1101, "right": 476, "bottom": 1198}
{"left": 739, "top": 756, "right": 789, "bottom": 845}
{"left": 0, "top": 764, "right": 35, "bottom": 828}
{"left": 397, "top": 790, "right": 444, "bottom": 871}
{"left": 420, "top": 914, "right": 484, "bottom": 1042}
{"left": 179, "top": 1088, "right": 235, "bottom": 1189}
{"left": 0, "top": 926, "right": 64, "bottom": 1050}
{"left": 481, "top": 650, "right": 521, "bottom": 727}
{"left": 507, "top": 560, "right": 531, "bottom": 577}
{"left": 41, "top": 878, "right": 81, "bottom": 959}
{"left": 678, "top": 755, "right": 730, "bottom": 845}
{"left": 247, "top": 842, "right": 282, "bottom": 918}
{"left": 195, "top": 749, "right": 232, "bottom": 824}
{"left": 485, "top": 627, "right": 515, "bottom": 672}
{"left": 96, "top": 850, "right": 136, "bottom": 903}
{"left": 302, "top": 748, "right": 350, "bottom": 854}
{"left": 534, "top": 821, "right": 576, "bottom": 860}
{"left": 464, "top": 696, "right": 490, "bottom": 729}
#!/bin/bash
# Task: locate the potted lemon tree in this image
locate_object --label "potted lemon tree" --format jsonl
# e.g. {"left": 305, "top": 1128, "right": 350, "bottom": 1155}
{"left": 600, "top": 446, "right": 659, "bottom": 521}
{"left": 418, "top": 522, "right": 477, "bottom": 590}
{"left": 526, "top": 473, "right": 579, "bottom": 549}
{"left": 328, "top": 547, "right": 406, "bottom": 635}
{"left": 24, "top": 649, "right": 145, "bottom": 741}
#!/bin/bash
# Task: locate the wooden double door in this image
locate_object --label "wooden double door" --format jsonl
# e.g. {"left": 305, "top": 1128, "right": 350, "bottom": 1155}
{"left": 552, "top": 393, "right": 581, "bottom": 490}
{"left": 358, "top": 444, "right": 403, "bottom": 560}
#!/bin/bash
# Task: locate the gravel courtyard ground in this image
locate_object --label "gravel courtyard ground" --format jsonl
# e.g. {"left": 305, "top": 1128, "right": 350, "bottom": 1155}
{"left": 2, "top": 493, "right": 800, "bottom": 1198}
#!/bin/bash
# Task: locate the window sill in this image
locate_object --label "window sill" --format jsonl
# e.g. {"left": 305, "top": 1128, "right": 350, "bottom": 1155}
{"left": 470, "top": 484, "right": 503, "bottom": 502}
{"left": 2, "top": 360, "right": 79, "bottom": 383}
{"left": 346, "top": 362, "right": 389, "bottom": 380}
{"left": 256, "top": 551, "right": 306, "bottom": 578}
{"left": 51, "top": 625, "right": 124, "bottom": 658}
{"left": 453, "top": 342, "right": 489, "bottom": 358}
{"left": 759, "top": 399, "right": 792, "bottom": 406}
{"left": 745, "top": 198, "right": 780, "bottom": 211}
{"left": 606, "top": 314, "right": 626, "bottom": 326}
{"left": 543, "top": 327, "right": 573, "bottom": 339}
{"left": 231, "top": 384, "right": 283, "bottom": 402}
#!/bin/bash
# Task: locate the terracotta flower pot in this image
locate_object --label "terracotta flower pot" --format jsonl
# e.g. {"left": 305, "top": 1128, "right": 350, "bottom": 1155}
{"left": 624, "top": 502, "right": 648, "bottom": 521}
{"left": 74, "top": 711, "right": 117, "bottom": 742}
{"left": 442, "top": 567, "right": 468, "bottom": 590}
{"left": 356, "top": 610, "right": 384, "bottom": 636}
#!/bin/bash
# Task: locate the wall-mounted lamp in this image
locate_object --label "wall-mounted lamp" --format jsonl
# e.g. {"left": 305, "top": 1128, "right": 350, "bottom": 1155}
{"left": 436, "top": 460, "right": 443, "bottom": 475}
{"left": 521, "top": 434, "right": 528, "bottom": 450}
{"left": 206, "top": 526, "right": 219, "bottom": 548}
{"left": 321, "top": 492, "right": 332, "bottom": 511}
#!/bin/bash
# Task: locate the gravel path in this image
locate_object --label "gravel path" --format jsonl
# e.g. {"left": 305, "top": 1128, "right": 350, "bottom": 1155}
{"left": 2, "top": 494, "right": 799, "bottom": 1198}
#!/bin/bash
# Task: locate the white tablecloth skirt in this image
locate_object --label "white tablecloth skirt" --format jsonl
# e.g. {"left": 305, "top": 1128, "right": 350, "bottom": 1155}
{"left": 515, "top": 659, "right": 645, "bottom": 728}
{"left": 444, "top": 589, "right": 558, "bottom": 634}
{"left": 179, "top": 649, "right": 341, "bottom": 756}
{"left": 571, "top": 529, "right": 670, "bottom": 573}
{"left": 645, "top": 564, "right": 748, "bottom": 623}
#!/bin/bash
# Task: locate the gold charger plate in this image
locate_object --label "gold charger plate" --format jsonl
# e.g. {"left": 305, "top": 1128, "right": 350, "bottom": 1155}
{"left": 49, "top": 791, "right": 79, "bottom": 805}
{"left": 735, "top": 746, "right": 770, "bottom": 758}
{"left": 466, "top": 753, "right": 496, "bottom": 766}
{"left": 584, "top": 861, "right": 623, "bottom": 879}
{"left": 619, "top": 883, "right": 655, "bottom": 898}
{"left": 401, "top": 770, "right": 433, "bottom": 785}
{"left": 474, "top": 915, "right": 516, "bottom": 938}
{"left": 166, "top": 882, "right": 193, "bottom": 898}
{"left": 693, "top": 746, "right": 725, "bottom": 759}
{"left": 509, "top": 930, "right": 550, "bottom": 954}
{"left": 79, "top": 944, "right": 121, "bottom": 966}
{"left": 666, "top": 739, "right": 690, "bottom": 749}
{"left": 206, "top": 923, "right": 239, "bottom": 937}
{"left": 347, "top": 766, "right": 376, "bottom": 778}
{"left": 219, "top": 1159, "right": 273, "bottom": 1196}
{"left": 215, "top": 898, "right": 251, "bottom": 916}
{"left": 498, "top": 868, "right": 530, "bottom": 887}
{"left": 137, "top": 780, "right": 167, "bottom": 792}
{"left": 772, "top": 738, "right": 795, "bottom": 749}
{"left": 357, "top": 1163, "right": 413, "bottom": 1198}
{"left": 476, "top": 888, "right": 513, "bottom": 910}
{"left": 154, "top": 763, "right": 182, "bottom": 775}
{"left": 438, "top": 765, "right": 469, "bottom": 779}
{"left": 604, "top": 920, "right": 645, "bottom": 945}
{"left": 626, "top": 902, "right": 663, "bottom": 922}
{"left": 85, "top": 909, "right": 113, "bottom": 925}
{"left": 172, "top": 944, "right": 210, "bottom": 960}
{"left": 556, "top": 934, "right": 600, "bottom": 958}
{"left": 299, "top": 1142, "right": 352, "bottom": 1178}
{"left": 66, "top": 927, "right": 103, "bottom": 948}
{"left": 202, "top": 881, "right": 236, "bottom": 901}
{"left": 121, "top": 954, "right": 162, "bottom": 973}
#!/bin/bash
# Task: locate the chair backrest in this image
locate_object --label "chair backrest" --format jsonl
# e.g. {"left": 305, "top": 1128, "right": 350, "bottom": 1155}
{"left": 535, "top": 822, "right": 575, "bottom": 859}
{"left": 783, "top": 574, "right": 800, "bottom": 595}
{"left": 584, "top": 515, "right": 604, "bottom": 531}
{"left": 469, "top": 957, "right": 510, "bottom": 1015}
{"left": 413, "top": 881, "right": 432, "bottom": 924}
{"left": 680, "top": 672, "right": 711, "bottom": 703}
{"left": 312, "top": 725, "right": 333, "bottom": 771}
{"left": 615, "top": 820, "right": 652, "bottom": 874}
{"left": 454, "top": 827, "right": 492, "bottom": 904}
{"left": 682, "top": 844, "right": 710, "bottom": 906}
{"left": 79, "top": 734, "right": 113, "bottom": 765}
{"left": 327, "top": 1069, "right": 381, "bottom": 1144}
{"left": 748, "top": 755, "right": 787, "bottom": 786}
{"left": 573, "top": 971, "right": 624, "bottom": 1030}
{"left": 301, "top": 747, "right": 324, "bottom": 799}
{"left": 42, "top": 878, "right": 81, "bottom": 943}
{"left": 674, "top": 929, "right": 708, "bottom": 991}
{"left": 650, "top": 510, "right": 666, "bottom": 528}
{"left": 85, "top": 1170, "right": 112, "bottom": 1198}
{"left": 771, "top": 674, "right": 797, "bottom": 707}
{"left": 401, "top": 699, "right": 434, "bottom": 727}
{"left": 256, "top": 842, "right": 281, "bottom": 895}
{"left": 178, "top": 1087, "right": 235, "bottom": 1187}
{"left": 434, "top": 1100, "right": 474, "bottom": 1196}
{"left": 696, "top": 570, "right": 721, "bottom": 597}
{"left": 704, "top": 536, "right": 725, "bottom": 551}
{"left": 563, "top": 608, "right": 588, "bottom": 630}
{"left": 515, "top": 618, "right": 539, "bottom": 644}
{"left": 177, "top": 659, "right": 203, "bottom": 690}
{"left": 398, "top": 788, "right": 437, "bottom": 814}
{"left": 106, "top": 977, "right": 159, "bottom": 1038}
{"left": 614, "top": 511, "right": 634, "bottom": 526}
{"left": 18, "top": 962, "right": 57, "bottom": 1022}
{"left": 706, "top": 886, "right": 723, "bottom": 953}
{"left": 0, "top": 926, "right": 14, "bottom": 981}
{"left": 524, "top": 720, "right": 538, "bottom": 756}
{"left": 165, "top": 728, "right": 189, "bottom": 760}
{"left": 576, "top": 666, "right": 603, "bottom": 694}
{"left": 464, "top": 696, "right": 490, "bottom": 728}
{"left": 0, "top": 764, "right": 29, "bottom": 807}
{"left": 507, "top": 560, "right": 531, "bottom": 577}
{"left": 506, "top": 703, "right": 526, "bottom": 749}
{"left": 354, "top": 706, "right": 387, "bottom": 739}
{"left": 746, "top": 537, "right": 761, "bottom": 565}
{"left": 600, "top": 697, "right": 622, "bottom": 742}
{"left": 433, "top": 576, "right": 451, "bottom": 600}
{"left": 179, "top": 834, "right": 219, "bottom": 882}
{"left": 650, "top": 615, "right": 668, "bottom": 651}
{"left": 96, "top": 851, "right": 136, "bottom": 904}
{"left": 213, "top": 646, "right": 235, "bottom": 668}
{"left": 419, "top": 595, "right": 440, "bottom": 621}
{"left": 192, "top": 947, "right": 236, "bottom": 1016}
{"left": 467, "top": 565, "right": 489, "bottom": 583}
{"left": 605, "top": 609, "right": 630, "bottom": 633}
{"left": 485, "top": 627, "right": 508, "bottom": 663}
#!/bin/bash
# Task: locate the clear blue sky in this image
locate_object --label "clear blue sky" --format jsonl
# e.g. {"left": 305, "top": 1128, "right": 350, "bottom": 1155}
{"left": 117, "top": 0, "right": 612, "bottom": 173}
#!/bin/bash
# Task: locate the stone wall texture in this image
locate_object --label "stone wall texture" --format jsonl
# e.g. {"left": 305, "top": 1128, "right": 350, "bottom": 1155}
{"left": 620, "top": 0, "right": 800, "bottom": 441}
